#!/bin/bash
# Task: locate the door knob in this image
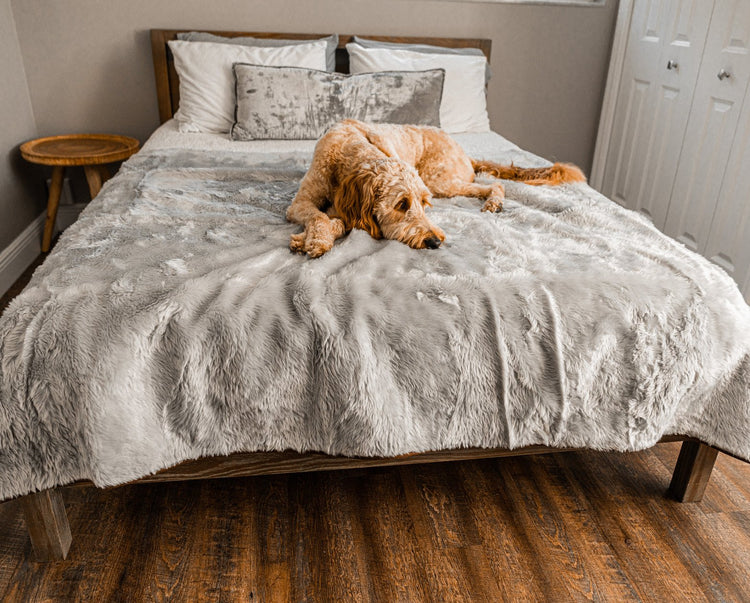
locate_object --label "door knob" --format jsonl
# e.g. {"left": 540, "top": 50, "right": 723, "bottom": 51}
{"left": 667, "top": 60, "right": 678, "bottom": 70}
{"left": 717, "top": 69, "right": 731, "bottom": 81}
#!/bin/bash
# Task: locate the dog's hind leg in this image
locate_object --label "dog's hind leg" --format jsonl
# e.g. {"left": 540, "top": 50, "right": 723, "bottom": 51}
{"left": 429, "top": 180, "right": 506, "bottom": 213}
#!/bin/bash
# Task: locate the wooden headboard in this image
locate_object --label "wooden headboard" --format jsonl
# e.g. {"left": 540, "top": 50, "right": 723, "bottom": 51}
{"left": 150, "top": 29, "right": 492, "bottom": 124}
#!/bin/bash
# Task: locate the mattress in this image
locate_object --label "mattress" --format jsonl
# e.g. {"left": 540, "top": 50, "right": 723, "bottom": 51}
{"left": 141, "top": 117, "right": 543, "bottom": 165}
{"left": 0, "top": 121, "right": 748, "bottom": 501}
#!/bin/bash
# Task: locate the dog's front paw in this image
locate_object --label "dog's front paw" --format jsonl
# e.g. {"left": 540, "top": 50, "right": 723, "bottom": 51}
{"left": 293, "top": 216, "right": 342, "bottom": 258}
{"left": 307, "top": 218, "right": 347, "bottom": 257}
{"left": 305, "top": 241, "right": 332, "bottom": 258}
{"left": 481, "top": 198, "right": 503, "bottom": 213}
{"left": 289, "top": 232, "right": 306, "bottom": 253}
{"left": 291, "top": 231, "right": 333, "bottom": 257}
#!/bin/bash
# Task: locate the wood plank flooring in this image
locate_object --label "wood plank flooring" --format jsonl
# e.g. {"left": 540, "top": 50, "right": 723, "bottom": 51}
{"left": 1, "top": 250, "right": 750, "bottom": 602}
{"left": 0, "top": 447, "right": 749, "bottom": 602}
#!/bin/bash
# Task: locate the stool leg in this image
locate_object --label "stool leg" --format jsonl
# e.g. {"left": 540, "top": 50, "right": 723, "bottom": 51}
{"left": 42, "top": 166, "right": 64, "bottom": 253}
{"left": 83, "top": 165, "right": 104, "bottom": 199}
{"left": 97, "top": 164, "right": 111, "bottom": 184}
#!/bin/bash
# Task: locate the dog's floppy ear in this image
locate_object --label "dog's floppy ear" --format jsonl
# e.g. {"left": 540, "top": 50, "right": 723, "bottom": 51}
{"left": 333, "top": 168, "right": 382, "bottom": 239}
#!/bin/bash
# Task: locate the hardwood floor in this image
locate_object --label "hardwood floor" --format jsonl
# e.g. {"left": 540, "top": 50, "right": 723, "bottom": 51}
{"left": 0, "top": 447, "right": 749, "bottom": 602}
{"left": 1, "top": 252, "right": 750, "bottom": 602}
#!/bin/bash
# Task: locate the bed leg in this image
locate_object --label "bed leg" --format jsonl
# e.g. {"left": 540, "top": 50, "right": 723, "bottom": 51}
{"left": 21, "top": 488, "right": 71, "bottom": 561}
{"left": 668, "top": 441, "right": 719, "bottom": 503}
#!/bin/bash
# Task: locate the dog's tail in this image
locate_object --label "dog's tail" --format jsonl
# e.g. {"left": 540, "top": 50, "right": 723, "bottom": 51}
{"left": 471, "top": 159, "right": 586, "bottom": 186}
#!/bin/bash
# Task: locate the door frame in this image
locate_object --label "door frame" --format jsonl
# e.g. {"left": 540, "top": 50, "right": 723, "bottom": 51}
{"left": 590, "top": 0, "right": 635, "bottom": 190}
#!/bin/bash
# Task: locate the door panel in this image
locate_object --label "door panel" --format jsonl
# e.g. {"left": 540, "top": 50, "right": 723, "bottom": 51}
{"left": 664, "top": 0, "right": 750, "bottom": 255}
{"left": 703, "top": 81, "right": 750, "bottom": 301}
{"left": 601, "top": 0, "right": 714, "bottom": 229}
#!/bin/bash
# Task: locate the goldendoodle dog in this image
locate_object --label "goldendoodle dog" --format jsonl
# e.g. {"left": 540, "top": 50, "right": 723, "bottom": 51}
{"left": 287, "top": 119, "right": 585, "bottom": 257}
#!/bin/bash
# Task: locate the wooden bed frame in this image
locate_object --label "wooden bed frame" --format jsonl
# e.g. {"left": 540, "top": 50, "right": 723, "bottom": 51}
{"left": 16, "top": 29, "right": 732, "bottom": 562}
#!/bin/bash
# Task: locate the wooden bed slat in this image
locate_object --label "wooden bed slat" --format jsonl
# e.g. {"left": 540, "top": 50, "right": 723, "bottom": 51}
{"left": 121, "top": 445, "right": 588, "bottom": 485}
{"left": 92, "top": 435, "right": 689, "bottom": 487}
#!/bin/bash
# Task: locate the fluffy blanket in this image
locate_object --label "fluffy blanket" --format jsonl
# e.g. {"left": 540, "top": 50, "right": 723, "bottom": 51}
{"left": 1, "top": 142, "right": 749, "bottom": 501}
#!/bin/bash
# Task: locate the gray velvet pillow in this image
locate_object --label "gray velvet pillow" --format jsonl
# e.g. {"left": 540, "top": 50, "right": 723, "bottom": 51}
{"left": 351, "top": 36, "right": 491, "bottom": 83}
{"left": 231, "top": 64, "right": 445, "bottom": 141}
{"left": 176, "top": 32, "right": 339, "bottom": 72}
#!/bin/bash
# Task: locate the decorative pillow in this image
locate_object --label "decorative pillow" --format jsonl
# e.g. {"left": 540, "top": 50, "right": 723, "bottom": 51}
{"left": 176, "top": 32, "right": 339, "bottom": 72}
{"left": 167, "top": 39, "right": 328, "bottom": 133}
{"left": 346, "top": 43, "right": 490, "bottom": 134}
{"left": 231, "top": 64, "right": 445, "bottom": 141}
{"left": 351, "top": 36, "right": 491, "bottom": 83}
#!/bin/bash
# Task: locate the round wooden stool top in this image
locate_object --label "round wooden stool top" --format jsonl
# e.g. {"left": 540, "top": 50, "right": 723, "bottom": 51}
{"left": 20, "top": 134, "right": 139, "bottom": 166}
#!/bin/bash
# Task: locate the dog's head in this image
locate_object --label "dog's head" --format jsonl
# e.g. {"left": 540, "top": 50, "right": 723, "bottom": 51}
{"left": 333, "top": 159, "right": 446, "bottom": 249}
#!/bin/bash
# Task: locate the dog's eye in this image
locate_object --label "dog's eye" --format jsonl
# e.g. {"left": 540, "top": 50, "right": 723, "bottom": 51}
{"left": 396, "top": 197, "right": 410, "bottom": 212}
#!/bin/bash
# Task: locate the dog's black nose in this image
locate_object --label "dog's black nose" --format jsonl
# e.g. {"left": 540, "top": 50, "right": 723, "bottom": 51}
{"left": 424, "top": 235, "right": 442, "bottom": 249}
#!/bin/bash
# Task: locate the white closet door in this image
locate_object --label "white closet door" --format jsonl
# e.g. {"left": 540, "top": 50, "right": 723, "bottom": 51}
{"left": 601, "top": 0, "right": 713, "bottom": 229}
{"left": 702, "top": 9, "right": 750, "bottom": 303}
{"left": 664, "top": 1, "right": 750, "bottom": 256}
{"left": 704, "top": 94, "right": 750, "bottom": 303}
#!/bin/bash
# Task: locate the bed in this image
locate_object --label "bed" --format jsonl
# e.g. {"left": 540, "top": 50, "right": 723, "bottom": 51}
{"left": 3, "top": 29, "right": 749, "bottom": 561}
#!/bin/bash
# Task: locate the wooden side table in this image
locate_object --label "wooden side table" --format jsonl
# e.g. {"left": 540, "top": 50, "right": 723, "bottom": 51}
{"left": 20, "top": 134, "right": 139, "bottom": 252}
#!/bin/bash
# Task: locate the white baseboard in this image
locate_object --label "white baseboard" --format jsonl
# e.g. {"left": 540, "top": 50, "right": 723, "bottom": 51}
{"left": 0, "top": 213, "right": 44, "bottom": 298}
{"left": 0, "top": 203, "right": 87, "bottom": 298}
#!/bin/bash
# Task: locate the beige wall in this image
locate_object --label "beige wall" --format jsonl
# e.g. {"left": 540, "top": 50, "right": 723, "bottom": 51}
{"left": 5, "top": 0, "right": 618, "bottom": 244}
{"left": 0, "top": 0, "right": 42, "bottom": 251}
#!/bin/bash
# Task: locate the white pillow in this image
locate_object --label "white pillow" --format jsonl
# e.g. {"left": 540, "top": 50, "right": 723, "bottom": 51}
{"left": 346, "top": 43, "right": 490, "bottom": 133}
{"left": 168, "top": 39, "right": 328, "bottom": 133}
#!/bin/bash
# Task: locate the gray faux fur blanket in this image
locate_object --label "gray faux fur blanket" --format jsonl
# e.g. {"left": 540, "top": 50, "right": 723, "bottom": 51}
{"left": 1, "top": 143, "right": 749, "bottom": 501}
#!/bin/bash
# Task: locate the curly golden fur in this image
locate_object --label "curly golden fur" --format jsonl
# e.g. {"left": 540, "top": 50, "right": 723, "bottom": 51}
{"left": 287, "top": 119, "right": 586, "bottom": 257}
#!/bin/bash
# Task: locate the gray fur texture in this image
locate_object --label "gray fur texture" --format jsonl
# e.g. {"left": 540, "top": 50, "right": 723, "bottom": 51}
{"left": 0, "top": 143, "right": 749, "bottom": 501}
